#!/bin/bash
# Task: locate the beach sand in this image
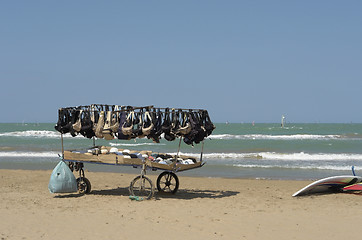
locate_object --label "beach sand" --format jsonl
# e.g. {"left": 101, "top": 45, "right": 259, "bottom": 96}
{"left": 1, "top": 169, "right": 362, "bottom": 240}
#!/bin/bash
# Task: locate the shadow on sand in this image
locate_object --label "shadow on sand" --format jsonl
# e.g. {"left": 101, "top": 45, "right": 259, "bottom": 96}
{"left": 154, "top": 189, "right": 239, "bottom": 200}
{"left": 54, "top": 187, "right": 239, "bottom": 200}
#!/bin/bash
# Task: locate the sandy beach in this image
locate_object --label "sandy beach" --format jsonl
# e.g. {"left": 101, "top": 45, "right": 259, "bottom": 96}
{"left": 1, "top": 169, "right": 362, "bottom": 240}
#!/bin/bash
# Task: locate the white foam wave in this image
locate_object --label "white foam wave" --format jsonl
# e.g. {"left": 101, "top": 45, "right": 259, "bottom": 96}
{"left": 2, "top": 149, "right": 361, "bottom": 162}
{"left": 109, "top": 142, "right": 165, "bottom": 147}
{"left": 232, "top": 164, "right": 358, "bottom": 171}
{"left": 0, "top": 131, "right": 352, "bottom": 142}
{"left": 259, "top": 152, "right": 362, "bottom": 161}
{"left": 198, "top": 152, "right": 362, "bottom": 161}
{"left": 0, "top": 151, "right": 60, "bottom": 158}
{"left": 0, "top": 130, "right": 60, "bottom": 138}
{"left": 0, "top": 130, "right": 85, "bottom": 139}
{"left": 209, "top": 134, "right": 341, "bottom": 140}
{"left": 151, "top": 151, "right": 362, "bottom": 161}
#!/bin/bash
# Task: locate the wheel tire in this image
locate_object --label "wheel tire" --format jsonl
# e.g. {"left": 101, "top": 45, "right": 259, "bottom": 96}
{"left": 156, "top": 171, "right": 179, "bottom": 194}
{"left": 77, "top": 177, "right": 91, "bottom": 194}
{"left": 129, "top": 175, "right": 154, "bottom": 200}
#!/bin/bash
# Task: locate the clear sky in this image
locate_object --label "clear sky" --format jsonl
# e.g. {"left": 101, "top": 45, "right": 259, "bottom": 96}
{"left": 1, "top": 1, "right": 361, "bottom": 123}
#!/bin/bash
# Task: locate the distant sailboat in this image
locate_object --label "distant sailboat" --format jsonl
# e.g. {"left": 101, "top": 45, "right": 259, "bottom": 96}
{"left": 281, "top": 115, "right": 285, "bottom": 128}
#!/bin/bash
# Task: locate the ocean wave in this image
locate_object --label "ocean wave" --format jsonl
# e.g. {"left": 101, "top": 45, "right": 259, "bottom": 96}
{"left": 3, "top": 149, "right": 362, "bottom": 163}
{"left": 208, "top": 134, "right": 341, "bottom": 140}
{"left": 1, "top": 130, "right": 358, "bottom": 142}
{"left": 133, "top": 151, "right": 362, "bottom": 161}
{"left": 0, "top": 130, "right": 83, "bottom": 139}
{"left": 199, "top": 152, "right": 362, "bottom": 161}
{"left": 232, "top": 164, "right": 358, "bottom": 171}
{"left": 109, "top": 142, "right": 165, "bottom": 147}
{"left": 0, "top": 151, "right": 60, "bottom": 158}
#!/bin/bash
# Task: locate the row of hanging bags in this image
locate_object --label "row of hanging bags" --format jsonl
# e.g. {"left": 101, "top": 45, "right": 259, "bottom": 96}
{"left": 55, "top": 106, "right": 215, "bottom": 144}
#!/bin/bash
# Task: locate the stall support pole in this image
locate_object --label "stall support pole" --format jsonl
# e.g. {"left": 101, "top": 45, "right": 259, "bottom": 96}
{"left": 200, "top": 140, "right": 204, "bottom": 162}
{"left": 93, "top": 137, "right": 96, "bottom": 147}
{"left": 61, "top": 133, "right": 64, "bottom": 159}
{"left": 176, "top": 137, "right": 182, "bottom": 159}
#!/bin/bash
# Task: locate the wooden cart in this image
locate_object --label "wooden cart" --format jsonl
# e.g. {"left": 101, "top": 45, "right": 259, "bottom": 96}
{"left": 62, "top": 144, "right": 205, "bottom": 199}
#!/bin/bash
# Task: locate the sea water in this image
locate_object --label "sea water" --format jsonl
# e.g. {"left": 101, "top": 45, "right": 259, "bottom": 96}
{"left": 1, "top": 123, "right": 362, "bottom": 180}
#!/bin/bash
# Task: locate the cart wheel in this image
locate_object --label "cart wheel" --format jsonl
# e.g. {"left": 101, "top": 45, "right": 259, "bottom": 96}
{"left": 77, "top": 177, "right": 91, "bottom": 194}
{"left": 157, "top": 172, "right": 179, "bottom": 194}
{"left": 129, "top": 175, "right": 154, "bottom": 200}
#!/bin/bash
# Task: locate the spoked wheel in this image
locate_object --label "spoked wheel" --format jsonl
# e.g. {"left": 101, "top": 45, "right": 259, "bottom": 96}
{"left": 77, "top": 177, "right": 91, "bottom": 194}
{"left": 129, "top": 175, "right": 154, "bottom": 200}
{"left": 157, "top": 171, "right": 179, "bottom": 194}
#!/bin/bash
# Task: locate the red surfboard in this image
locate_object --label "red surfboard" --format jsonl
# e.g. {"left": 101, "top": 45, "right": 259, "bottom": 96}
{"left": 343, "top": 183, "right": 362, "bottom": 191}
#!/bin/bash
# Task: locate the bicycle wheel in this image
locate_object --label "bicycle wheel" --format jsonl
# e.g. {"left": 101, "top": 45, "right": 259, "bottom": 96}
{"left": 77, "top": 177, "right": 91, "bottom": 194}
{"left": 129, "top": 175, "right": 154, "bottom": 200}
{"left": 156, "top": 171, "right": 179, "bottom": 194}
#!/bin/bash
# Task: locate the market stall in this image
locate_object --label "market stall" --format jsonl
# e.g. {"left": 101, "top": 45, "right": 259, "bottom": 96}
{"left": 54, "top": 104, "right": 215, "bottom": 199}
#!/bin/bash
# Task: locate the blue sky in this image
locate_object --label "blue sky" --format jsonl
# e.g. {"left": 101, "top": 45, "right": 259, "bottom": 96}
{"left": 1, "top": 1, "right": 361, "bottom": 123}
